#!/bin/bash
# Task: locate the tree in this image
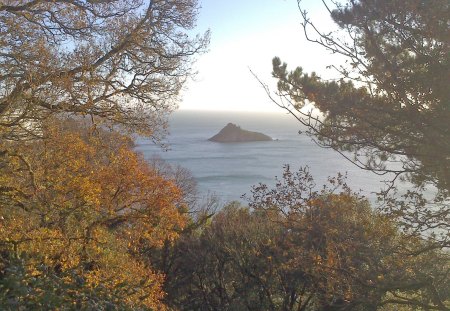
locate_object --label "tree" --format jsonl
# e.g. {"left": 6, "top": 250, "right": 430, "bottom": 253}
{"left": 0, "top": 2, "right": 208, "bottom": 307}
{"left": 248, "top": 166, "right": 449, "bottom": 311}
{"left": 262, "top": 0, "right": 449, "bottom": 242}
{"left": 160, "top": 167, "right": 449, "bottom": 310}
{"left": 160, "top": 202, "right": 289, "bottom": 310}
{"left": 0, "top": 0, "right": 209, "bottom": 142}
{"left": 0, "top": 0, "right": 209, "bottom": 308}
{"left": 0, "top": 119, "right": 187, "bottom": 309}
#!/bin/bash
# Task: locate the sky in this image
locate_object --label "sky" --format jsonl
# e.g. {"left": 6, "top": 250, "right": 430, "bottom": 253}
{"left": 179, "top": 0, "right": 342, "bottom": 112}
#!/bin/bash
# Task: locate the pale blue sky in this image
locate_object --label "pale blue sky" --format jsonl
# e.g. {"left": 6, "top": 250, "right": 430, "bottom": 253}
{"left": 180, "top": 0, "right": 342, "bottom": 112}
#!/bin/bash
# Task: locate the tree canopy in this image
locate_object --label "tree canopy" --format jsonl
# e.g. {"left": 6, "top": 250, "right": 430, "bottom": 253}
{"left": 0, "top": 120, "right": 188, "bottom": 309}
{"left": 1, "top": 0, "right": 449, "bottom": 309}
{"left": 0, "top": 0, "right": 209, "bottom": 141}
{"left": 0, "top": 0, "right": 207, "bottom": 308}
{"left": 266, "top": 0, "right": 449, "bottom": 241}
{"left": 159, "top": 167, "right": 450, "bottom": 310}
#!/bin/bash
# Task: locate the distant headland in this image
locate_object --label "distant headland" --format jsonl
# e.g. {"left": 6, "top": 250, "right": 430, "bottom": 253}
{"left": 208, "top": 123, "right": 272, "bottom": 143}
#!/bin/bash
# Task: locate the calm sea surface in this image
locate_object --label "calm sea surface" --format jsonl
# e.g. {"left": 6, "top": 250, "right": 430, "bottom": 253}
{"left": 135, "top": 110, "right": 391, "bottom": 204}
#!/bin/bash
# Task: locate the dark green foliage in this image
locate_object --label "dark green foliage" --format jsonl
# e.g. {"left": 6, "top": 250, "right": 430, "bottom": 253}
{"left": 270, "top": 0, "right": 449, "bottom": 241}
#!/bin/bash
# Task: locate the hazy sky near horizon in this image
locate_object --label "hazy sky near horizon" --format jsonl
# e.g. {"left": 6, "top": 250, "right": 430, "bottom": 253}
{"left": 179, "top": 0, "right": 342, "bottom": 112}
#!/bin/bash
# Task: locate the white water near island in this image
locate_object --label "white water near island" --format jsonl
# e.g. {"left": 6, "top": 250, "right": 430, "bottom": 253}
{"left": 135, "top": 110, "right": 400, "bottom": 204}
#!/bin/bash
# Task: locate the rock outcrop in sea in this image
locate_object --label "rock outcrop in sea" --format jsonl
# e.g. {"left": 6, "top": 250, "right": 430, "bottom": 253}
{"left": 208, "top": 123, "right": 272, "bottom": 143}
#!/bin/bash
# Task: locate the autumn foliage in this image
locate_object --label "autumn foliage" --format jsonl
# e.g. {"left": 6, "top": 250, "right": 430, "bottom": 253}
{"left": 0, "top": 0, "right": 448, "bottom": 309}
{"left": 0, "top": 0, "right": 200, "bottom": 308}
{"left": 0, "top": 120, "right": 186, "bottom": 309}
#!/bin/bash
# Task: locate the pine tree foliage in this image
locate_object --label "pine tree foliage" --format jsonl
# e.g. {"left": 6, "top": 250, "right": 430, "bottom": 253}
{"left": 264, "top": 0, "right": 449, "bottom": 241}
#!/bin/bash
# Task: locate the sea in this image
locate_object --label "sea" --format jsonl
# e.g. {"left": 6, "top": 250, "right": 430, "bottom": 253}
{"left": 135, "top": 110, "right": 393, "bottom": 205}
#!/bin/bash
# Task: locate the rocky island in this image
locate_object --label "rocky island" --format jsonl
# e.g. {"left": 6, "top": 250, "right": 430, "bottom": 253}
{"left": 208, "top": 123, "right": 272, "bottom": 143}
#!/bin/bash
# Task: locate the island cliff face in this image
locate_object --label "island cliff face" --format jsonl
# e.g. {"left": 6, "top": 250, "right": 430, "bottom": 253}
{"left": 208, "top": 123, "right": 272, "bottom": 142}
